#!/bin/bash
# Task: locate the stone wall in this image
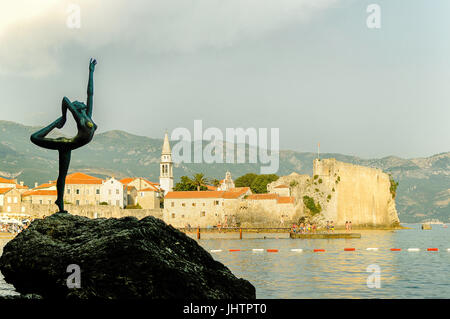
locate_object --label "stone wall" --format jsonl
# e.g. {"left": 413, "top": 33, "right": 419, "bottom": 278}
{"left": 268, "top": 159, "right": 400, "bottom": 228}
{"left": 22, "top": 203, "right": 163, "bottom": 220}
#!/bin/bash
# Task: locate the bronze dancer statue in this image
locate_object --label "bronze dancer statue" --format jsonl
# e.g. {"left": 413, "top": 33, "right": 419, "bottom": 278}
{"left": 30, "top": 59, "right": 98, "bottom": 213}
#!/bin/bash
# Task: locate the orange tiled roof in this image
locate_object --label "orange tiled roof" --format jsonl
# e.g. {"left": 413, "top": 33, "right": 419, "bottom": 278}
{"left": 22, "top": 190, "right": 57, "bottom": 197}
{"left": 0, "top": 188, "right": 13, "bottom": 195}
{"left": 120, "top": 178, "right": 159, "bottom": 190}
{"left": 205, "top": 185, "right": 217, "bottom": 191}
{"left": 120, "top": 178, "right": 135, "bottom": 185}
{"left": 246, "top": 193, "right": 279, "bottom": 200}
{"left": 66, "top": 172, "right": 103, "bottom": 185}
{"left": 274, "top": 184, "right": 289, "bottom": 188}
{"left": 33, "top": 183, "right": 56, "bottom": 190}
{"left": 15, "top": 184, "right": 29, "bottom": 189}
{"left": 0, "top": 177, "right": 15, "bottom": 184}
{"left": 140, "top": 187, "right": 158, "bottom": 192}
{"left": 277, "top": 196, "right": 295, "bottom": 204}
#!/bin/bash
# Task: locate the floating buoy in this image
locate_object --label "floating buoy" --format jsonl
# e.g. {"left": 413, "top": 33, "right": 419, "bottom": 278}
{"left": 252, "top": 249, "right": 264, "bottom": 252}
{"left": 407, "top": 248, "right": 420, "bottom": 252}
{"left": 267, "top": 249, "right": 278, "bottom": 253}
{"left": 314, "top": 249, "right": 325, "bottom": 252}
{"left": 391, "top": 248, "right": 401, "bottom": 251}
{"left": 344, "top": 248, "right": 356, "bottom": 251}
{"left": 366, "top": 248, "right": 379, "bottom": 251}
{"left": 447, "top": 248, "right": 450, "bottom": 252}
{"left": 229, "top": 249, "right": 240, "bottom": 252}
{"left": 427, "top": 248, "right": 438, "bottom": 251}
{"left": 291, "top": 249, "right": 303, "bottom": 252}
{"left": 210, "top": 249, "right": 222, "bottom": 253}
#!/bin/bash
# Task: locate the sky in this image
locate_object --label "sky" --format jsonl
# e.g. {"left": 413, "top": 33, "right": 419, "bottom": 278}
{"left": 0, "top": 0, "right": 449, "bottom": 159}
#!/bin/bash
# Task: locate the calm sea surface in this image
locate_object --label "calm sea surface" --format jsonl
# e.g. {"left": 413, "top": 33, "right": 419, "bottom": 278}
{"left": 0, "top": 224, "right": 448, "bottom": 298}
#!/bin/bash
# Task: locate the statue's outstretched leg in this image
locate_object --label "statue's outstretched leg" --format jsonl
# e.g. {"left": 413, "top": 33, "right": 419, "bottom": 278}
{"left": 55, "top": 149, "right": 71, "bottom": 213}
{"left": 30, "top": 117, "right": 66, "bottom": 150}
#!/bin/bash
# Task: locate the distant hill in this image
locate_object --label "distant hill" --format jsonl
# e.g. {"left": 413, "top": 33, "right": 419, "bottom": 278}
{"left": 0, "top": 120, "right": 448, "bottom": 223}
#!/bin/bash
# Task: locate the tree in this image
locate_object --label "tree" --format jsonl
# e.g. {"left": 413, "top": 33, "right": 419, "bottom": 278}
{"left": 173, "top": 175, "right": 208, "bottom": 191}
{"left": 192, "top": 173, "right": 208, "bottom": 191}
{"left": 250, "top": 174, "right": 279, "bottom": 193}
{"left": 211, "top": 178, "right": 221, "bottom": 187}
{"left": 389, "top": 174, "right": 399, "bottom": 199}
{"left": 235, "top": 173, "right": 258, "bottom": 188}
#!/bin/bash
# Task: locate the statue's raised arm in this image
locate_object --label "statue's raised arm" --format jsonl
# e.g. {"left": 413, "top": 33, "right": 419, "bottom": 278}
{"left": 86, "top": 58, "right": 97, "bottom": 118}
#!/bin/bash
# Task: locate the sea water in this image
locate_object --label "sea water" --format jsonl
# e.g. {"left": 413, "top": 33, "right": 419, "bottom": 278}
{"left": 0, "top": 224, "right": 448, "bottom": 298}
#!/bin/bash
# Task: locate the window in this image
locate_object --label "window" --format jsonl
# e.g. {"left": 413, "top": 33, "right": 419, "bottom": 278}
{"left": 21, "top": 207, "right": 25, "bottom": 213}
{"left": 182, "top": 203, "right": 185, "bottom": 207}
{"left": 201, "top": 211, "right": 206, "bottom": 217}
{"left": 67, "top": 188, "right": 71, "bottom": 194}
{"left": 171, "top": 213, "right": 175, "bottom": 218}
{"left": 48, "top": 200, "right": 52, "bottom": 204}
{"left": 116, "top": 189, "right": 119, "bottom": 195}
{"left": 96, "top": 189, "right": 100, "bottom": 195}
{"left": 7, "top": 206, "right": 11, "bottom": 212}
{"left": 39, "top": 200, "right": 43, "bottom": 204}
{"left": 76, "top": 189, "right": 80, "bottom": 195}
{"left": 192, "top": 203, "right": 196, "bottom": 207}
{"left": 214, "top": 200, "right": 219, "bottom": 206}
{"left": 171, "top": 202, "right": 174, "bottom": 207}
{"left": 76, "top": 200, "right": 80, "bottom": 206}
{"left": 140, "top": 192, "right": 144, "bottom": 197}
{"left": 13, "top": 197, "right": 18, "bottom": 203}
{"left": 7, "top": 197, "right": 11, "bottom": 203}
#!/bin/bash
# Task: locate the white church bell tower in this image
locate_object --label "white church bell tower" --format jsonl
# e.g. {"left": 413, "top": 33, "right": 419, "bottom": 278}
{"left": 159, "top": 132, "right": 174, "bottom": 195}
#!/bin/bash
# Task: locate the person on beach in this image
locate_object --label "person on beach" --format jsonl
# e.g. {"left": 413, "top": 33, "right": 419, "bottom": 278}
{"left": 349, "top": 221, "right": 352, "bottom": 231}
{"left": 345, "top": 221, "right": 349, "bottom": 232}
{"left": 330, "top": 221, "right": 335, "bottom": 233}
{"left": 326, "top": 221, "right": 330, "bottom": 233}
{"left": 30, "top": 58, "right": 98, "bottom": 214}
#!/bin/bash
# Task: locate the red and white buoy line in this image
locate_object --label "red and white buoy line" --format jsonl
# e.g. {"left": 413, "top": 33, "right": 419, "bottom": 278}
{"left": 210, "top": 247, "right": 450, "bottom": 253}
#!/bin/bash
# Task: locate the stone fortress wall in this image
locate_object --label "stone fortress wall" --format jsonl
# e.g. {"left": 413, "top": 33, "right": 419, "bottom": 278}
{"left": 267, "top": 159, "right": 400, "bottom": 228}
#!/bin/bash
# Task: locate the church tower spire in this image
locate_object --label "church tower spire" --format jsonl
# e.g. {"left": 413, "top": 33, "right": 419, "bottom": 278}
{"left": 159, "top": 131, "right": 173, "bottom": 195}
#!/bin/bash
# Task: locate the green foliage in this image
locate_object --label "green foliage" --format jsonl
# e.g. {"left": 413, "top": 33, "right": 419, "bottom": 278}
{"left": 126, "top": 203, "right": 142, "bottom": 209}
{"left": 318, "top": 178, "right": 322, "bottom": 184}
{"left": 99, "top": 202, "right": 108, "bottom": 205}
{"left": 332, "top": 188, "right": 335, "bottom": 192}
{"left": 327, "top": 194, "right": 332, "bottom": 200}
{"left": 235, "top": 173, "right": 259, "bottom": 188}
{"left": 313, "top": 175, "right": 319, "bottom": 180}
{"left": 389, "top": 174, "right": 399, "bottom": 199}
{"left": 173, "top": 175, "right": 208, "bottom": 191}
{"left": 249, "top": 174, "right": 279, "bottom": 194}
{"left": 315, "top": 188, "right": 319, "bottom": 192}
{"left": 211, "top": 178, "right": 221, "bottom": 187}
{"left": 289, "top": 180, "right": 298, "bottom": 188}
{"left": 303, "top": 195, "right": 322, "bottom": 216}
{"left": 192, "top": 173, "right": 209, "bottom": 191}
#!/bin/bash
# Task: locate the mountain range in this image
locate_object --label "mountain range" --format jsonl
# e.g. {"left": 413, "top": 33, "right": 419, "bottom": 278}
{"left": 0, "top": 120, "right": 448, "bottom": 223}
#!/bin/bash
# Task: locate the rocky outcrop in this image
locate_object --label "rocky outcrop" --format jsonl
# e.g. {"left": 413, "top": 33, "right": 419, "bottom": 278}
{"left": 0, "top": 213, "right": 255, "bottom": 299}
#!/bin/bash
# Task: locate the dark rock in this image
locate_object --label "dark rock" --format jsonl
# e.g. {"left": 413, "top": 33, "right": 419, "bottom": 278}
{"left": 0, "top": 213, "right": 255, "bottom": 299}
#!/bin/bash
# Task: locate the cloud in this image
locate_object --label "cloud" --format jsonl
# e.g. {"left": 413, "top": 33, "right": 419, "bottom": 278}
{"left": 0, "top": 0, "right": 338, "bottom": 76}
